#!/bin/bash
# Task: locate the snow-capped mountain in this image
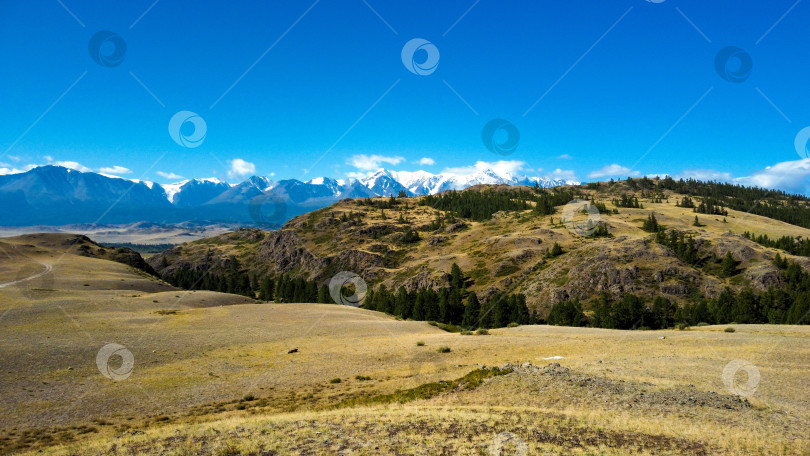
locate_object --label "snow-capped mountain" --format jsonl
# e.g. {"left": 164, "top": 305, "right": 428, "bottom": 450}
{"left": 164, "top": 178, "right": 231, "bottom": 207}
{"left": 0, "top": 165, "right": 577, "bottom": 226}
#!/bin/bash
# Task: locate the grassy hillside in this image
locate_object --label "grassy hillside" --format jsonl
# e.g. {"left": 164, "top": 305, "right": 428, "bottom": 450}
{"left": 1, "top": 231, "right": 809, "bottom": 454}
{"left": 149, "top": 179, "right": 810, "bottom": 319}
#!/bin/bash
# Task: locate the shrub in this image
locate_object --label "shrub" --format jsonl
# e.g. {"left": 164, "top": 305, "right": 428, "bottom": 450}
{"left": 329, "top": 378, "right": 342, "bottom": 384}
{"left": 697, "top": 322, "right": 709, "bottom": 327}
{"left": 355, "top": 375, "right": 371, "bottom": 381}
{"left": 416, "top": 341, "right": 425, "bottom": 346}
{"left": 724, "top": 327, "right": 736, "bottom": 333}
{"left": 677, "top": 323, "right": 689, "bottom": 331}
{"left": 437, "top": 346, "right": 451, "bottom": 353}
{"left": 507, "top": 322, "right": 519, "bottom": 328}
{"left": 476, "top": 328, "right": 489, "bottom": 335}
{"left": 242, "top": 394, "right": 255, "bottom": 401}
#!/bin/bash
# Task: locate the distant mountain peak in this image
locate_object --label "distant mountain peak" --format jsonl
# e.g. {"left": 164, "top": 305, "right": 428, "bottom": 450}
{"left": 0, "top": 165, "right": 578, "bottom": 226}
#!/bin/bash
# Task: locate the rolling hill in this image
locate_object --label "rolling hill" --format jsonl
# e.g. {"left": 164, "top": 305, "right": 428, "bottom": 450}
{"left": 148, "top": 177, "right": 810, "bottom": 323}
{"left": 0, "top": 232, "right": 808, "bottom": 455}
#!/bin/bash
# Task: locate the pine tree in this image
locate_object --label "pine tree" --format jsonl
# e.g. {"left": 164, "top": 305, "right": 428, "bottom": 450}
{"left": 721, "top": 251, "right": 737, "bottom": 278}
{"left": 395, "top": 286, "right": 410, "bottom": 318}
{"left": 712, "top": 288, "right": 736, "bottom": 324}
{"left": 642, "top": 213, "right": 659, "bottom": 232}
{"left": 450, "top": 263, "right": 465, "bottom": 291}
{"left": 259, "top": 276, "right": 275, "bottom": 301}
{"left": 462, "top": 292, "right": 481, "bottom": 328}
{"left": 412, "top": 291, "right": 426, "bottom": 320}
{"left": 317, "top": 284, "right": 331, "bottom": 303}
{"left": 591, "top": 293, "right": 614, "bottom": 329}
{"left": 547, "top": 242, "right": 563, "bottom": 258}
{"left": 446, "top": 288, "right": 464, "bottom": 325}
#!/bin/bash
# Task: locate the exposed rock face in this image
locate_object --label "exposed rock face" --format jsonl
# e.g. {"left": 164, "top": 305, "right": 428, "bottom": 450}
{"left": 400, "top": 270, "right": 450, "bottom": 292}
{"left": 255, "top": 230, "right": 318, "bottom": 276}
{"left": 714, "top": 237, "right": 759, "bottom": 263}
{"left": 660, "top": 282, "right": 690, "bottom": 296}
{"left": 743, "top": 263, "right": 782, "bottom": 291}
{"left": 150, "top": 228, "right": 385, "bottom": 284}
{"left": 445, "top": 222, "right": 468, "bottom": 233}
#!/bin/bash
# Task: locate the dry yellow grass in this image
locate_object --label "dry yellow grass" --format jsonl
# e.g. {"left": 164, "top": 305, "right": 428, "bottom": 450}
{"left": 2, "top": 229, "right": 810, "bottom": 455}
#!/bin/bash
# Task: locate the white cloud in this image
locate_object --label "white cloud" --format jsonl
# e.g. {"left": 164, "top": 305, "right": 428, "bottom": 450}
{"left": 43, "top": 155, "right": 53, "bottom": 162}
{"left": 349, "top": 154, "right": 405, "bottom": 171}
{"left": 98, "top": 166, "right": 132, "bottom": 175}
{"left": 558, "top": 154, "right": 573, "bottom": 160}
{"left": 443, "top": 160, "right": 527, "bottom": 177}
{"left": 734, "top": 159, "right": 810, "bottom": 194}
{"left": 0, "top": 163, "right": 37, "bottom": 175}
{"left": 587, "top": 164, "right": 640, "bottom": 179}
{"left": 418, "top": 157, "right": 435, "bottom": 166}
{"left": 549, "top": 168, "right": 578, "bottom": 181}
{"left": 51, "top": 161, "right": 92, "bottom": 172}
{"left": 0, "top": 167, "right": 24, "bottom": 175}
{"left": 345, "top": 171, "right": 370, "bottom": 180}
{"left": 227, "top": 158, "right": 256, "bottom": 179}
{"left": 7, "top": 155, "right": 21, "bottom": 162}
{"left": 157, "top": 171, "right": 184, "bottom": 180}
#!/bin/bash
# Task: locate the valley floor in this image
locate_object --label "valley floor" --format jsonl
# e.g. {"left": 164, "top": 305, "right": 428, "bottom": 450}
{"left": 1, "top": 234, "right": 808, "bottom": 454}
{"left": 2, "top": 297, "right": 808, "bottom": 454}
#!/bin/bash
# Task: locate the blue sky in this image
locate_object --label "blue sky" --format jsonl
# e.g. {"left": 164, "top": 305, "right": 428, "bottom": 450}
{"left": 1, "top": 0, "right": 809, "bottom": 194}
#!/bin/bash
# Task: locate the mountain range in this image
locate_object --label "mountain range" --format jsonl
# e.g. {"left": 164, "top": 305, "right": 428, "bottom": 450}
{"left": 0, "top": 166, "right": 578, "bottom": 226}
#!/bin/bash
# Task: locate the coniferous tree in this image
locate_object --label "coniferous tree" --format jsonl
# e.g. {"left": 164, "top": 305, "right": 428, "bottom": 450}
{"left": 591, "top": 293, "right": 614, "bottom": 329}
{"left": 712, "top": 288, "right": 736, "bottom": 324}
{"left": 642, "top": 213, "right": 660, "bottom": 232}
{"left": 547, "top": 300, "right": 584, "bottom": 326}
{"left": 650, "top": 296, "right": 676, "bottom": 329}
{"left": 317, "top": 284, "right": 331, "bottom": 303}
{"left": 721, "top": 252, "right": 737, "bottom": 278}
{"left": 731, "top": 289, "right": 760, "bottom": 324}
{"left": 462, "top": 292, "right": 481, "bottom": 328}
{"left": 611, "top": 294, "right": 645, "bottom": 329}
{"left": 447, "top": 288, "right": 464, "bottom": 325}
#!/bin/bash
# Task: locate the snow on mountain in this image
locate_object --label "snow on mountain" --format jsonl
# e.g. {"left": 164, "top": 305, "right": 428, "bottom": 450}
{"left": 0, "top": 165, "right": 578, "bottom": 226}
{"left": 357, "top": 169, "right": 411, "bottom": 197}
{"left": 163, "top": 178, "right": 233, "bottom": 206}
{"left": 162, "top": 180, "right": 190, "bottom": 203}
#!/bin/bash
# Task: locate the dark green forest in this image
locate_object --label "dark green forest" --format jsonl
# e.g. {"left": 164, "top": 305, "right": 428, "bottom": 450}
{"left": 743, "top": 232, "right": 810, "bottom": 257}
{"left": 161, "top": 261, "right": 532, "bottom": 329}
{"left": 548, "top": 256, "right": 810, "bottom": 328}
{"left": 419, "top": 187, "right": 576, "bottom": 221}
